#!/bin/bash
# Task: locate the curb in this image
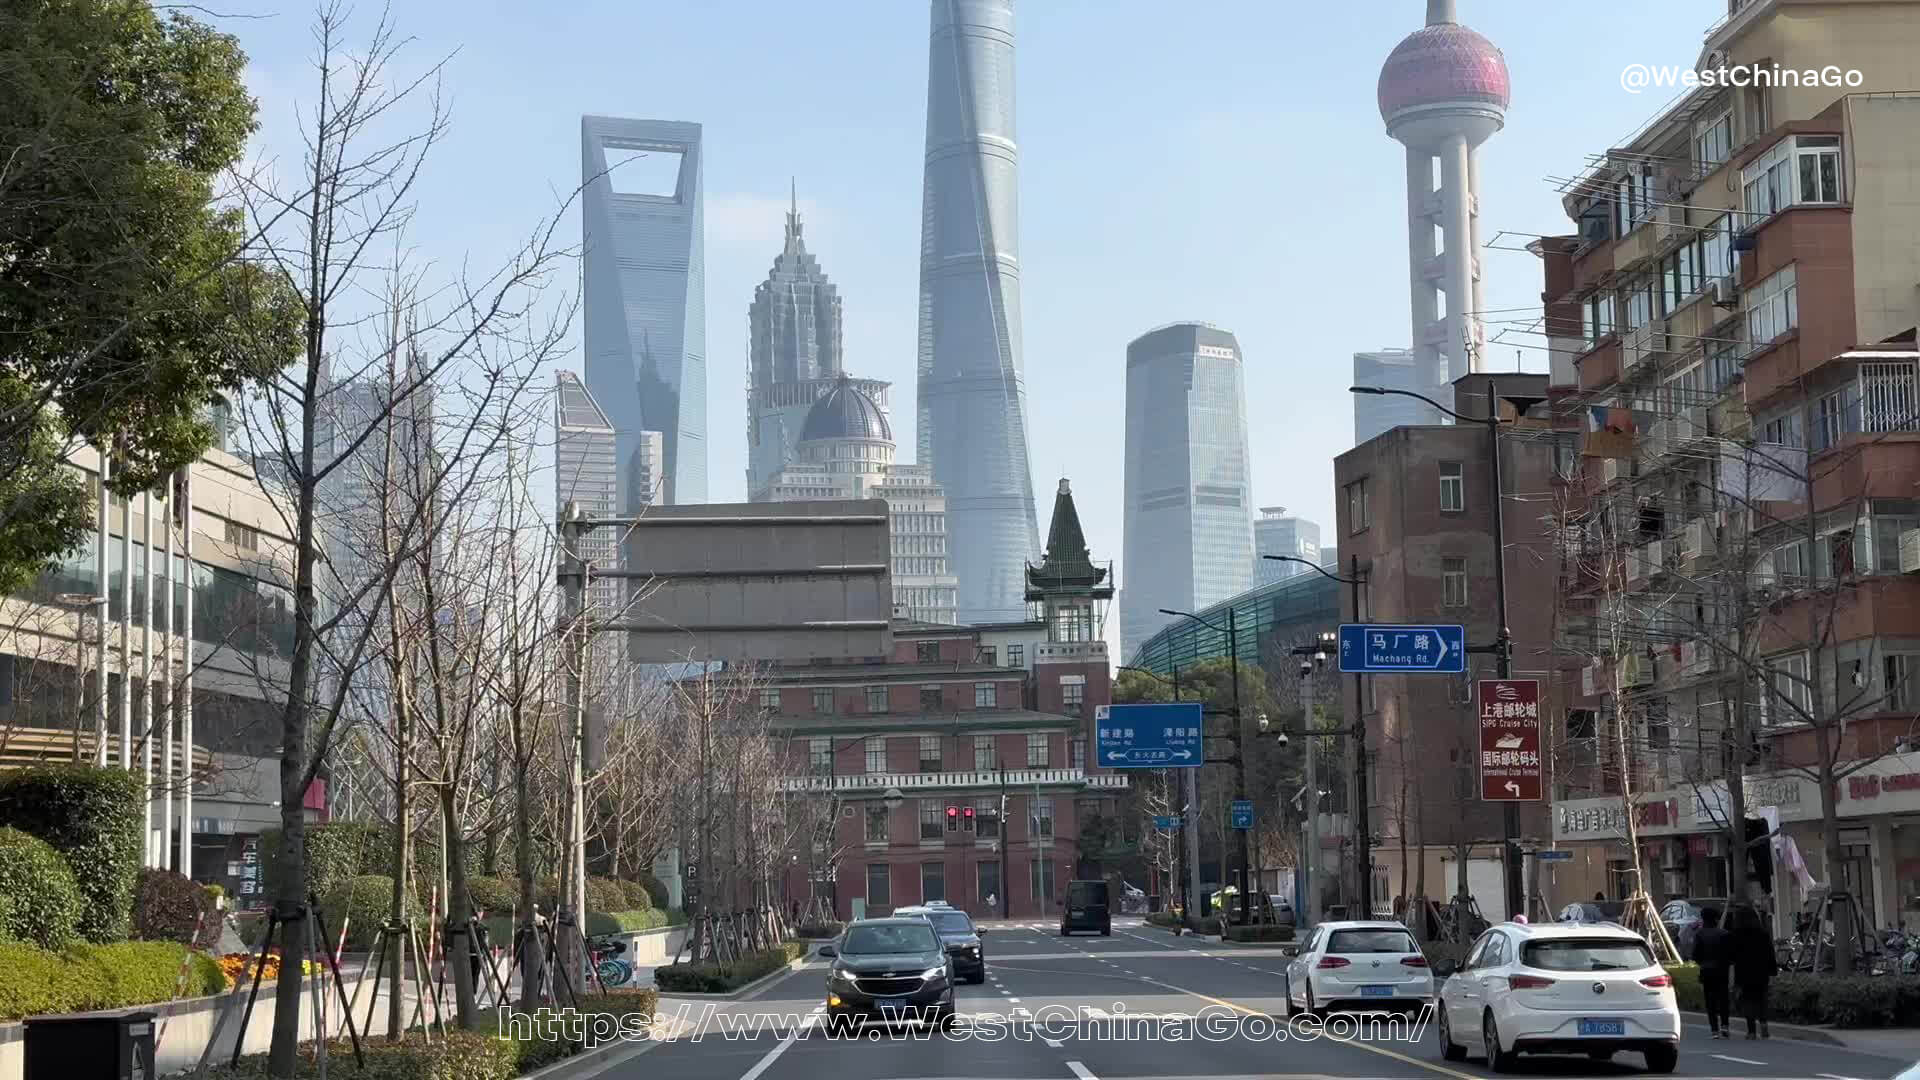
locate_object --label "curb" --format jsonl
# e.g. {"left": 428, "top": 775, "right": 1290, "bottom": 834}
{"left": 1678, "top": 1010, "right": 1844, "bottom": 1047}
{"left": 653, "top": 948, "right": 816, "bottom": 1003}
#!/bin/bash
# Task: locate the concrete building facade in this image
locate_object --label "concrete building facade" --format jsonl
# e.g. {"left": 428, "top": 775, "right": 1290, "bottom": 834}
{"left": 582, "top": 115, "right": 706, "bottom": 508}
{"left": 915, "top": 0, "right": 1041, "bottom": 625}
{"left": 1120, "top": 323, "right": 1255, "bottom": 664}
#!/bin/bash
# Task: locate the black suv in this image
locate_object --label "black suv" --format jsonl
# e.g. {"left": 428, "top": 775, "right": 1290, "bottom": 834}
{"left": 819, "top": 917, "right": 955, "bottom": 1028}
{"left": 896, "top": 903, "right": 987, "bottom": 983}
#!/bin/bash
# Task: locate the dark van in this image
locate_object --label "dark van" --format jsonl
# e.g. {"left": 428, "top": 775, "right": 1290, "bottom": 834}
{"left": 1060, "top": 880, "right": 1110, "bottom": 936}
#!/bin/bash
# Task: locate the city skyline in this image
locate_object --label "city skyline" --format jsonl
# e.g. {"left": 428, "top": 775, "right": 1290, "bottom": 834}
{"left": 915, "top": 0, "right": 1042, "bottom": 625}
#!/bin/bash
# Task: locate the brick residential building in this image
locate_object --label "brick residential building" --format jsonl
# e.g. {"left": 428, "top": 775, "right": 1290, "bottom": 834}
{"left": 775, "top": 479, "right": 1122, "bottom": 920}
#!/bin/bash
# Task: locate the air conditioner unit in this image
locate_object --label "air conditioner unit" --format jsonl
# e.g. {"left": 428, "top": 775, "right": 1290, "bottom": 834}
{"left": 1712, "top": 277, "right": 1738, "bottom": 307}
{"left": 1902, "top": 528, "right": 1920, "bottom": 574}
{"left": 1680, "top": 519, "right": 1705, "bottom": 562}
{"left": 1685, "top": 405, "right": 1709, "bottom": 438}
{"left": 1752, "top": 551, "right": 1777, "bottom": 588}
{"left": 1646, "top": 539, "right": 1666, "bottom": 578}
{"left": 1655, "top": 202, "right": 1689, "bottom": 246}
{"left": 1601, "top": 457, "right": 1623, "bottom": 485}
{"left": 1626, "top": 546, "right": 1648, "bottom": 586}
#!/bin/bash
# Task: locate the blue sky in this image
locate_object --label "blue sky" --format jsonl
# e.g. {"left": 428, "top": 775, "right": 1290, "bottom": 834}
{"left": 226, "top": 0, "right": 1725, "bottom": 649}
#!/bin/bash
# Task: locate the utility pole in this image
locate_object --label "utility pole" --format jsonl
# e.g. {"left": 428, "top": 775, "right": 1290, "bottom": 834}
{"left": 1350, "top": 553, "right": 1372, "bottom": 917}
{"left": 558, "top": 502, "right": 588, "bottom": 974}
{"left": 1158, "top": 607, "right": 1250, "bottom": 926}
{"left": 1304, "top": 723, "right": 1320, "bottom": 925}
{"left": 998, "top": 759, "right": 1009, "bottom": 919}
{"left": 1487, "top": 376, "right": 1523, "bottom": 922}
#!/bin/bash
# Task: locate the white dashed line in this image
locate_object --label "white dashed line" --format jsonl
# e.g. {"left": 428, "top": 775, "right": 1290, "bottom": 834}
{"left": 1713, "top": 1054, "right": 1766, "bottom": 1066}
{"left": 1043, "top": 1038, "right": 1064, "bottom": 1048}
{"left": 1818, "top": 1073, "right": 1864, "bottom": 1080}
{"left": 1007, "top": 997, "right": 1022, "bottom": 1004}
{"left": 1067, "top": 1062, "right": 1099, "bottom": 1080}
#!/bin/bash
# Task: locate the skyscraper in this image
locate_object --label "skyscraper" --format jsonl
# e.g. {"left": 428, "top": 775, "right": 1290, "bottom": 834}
{"left": 746, "top": 191, "right": 896, "bottom": 501}
{"left": 582, "top": 116, "right": 706, "bottom": 508}
{"left": 915, "top": 0, "right": 1039, "bottom": 624}
{"left": 1120, "top": 323, "right": 1255, "bottom": 662}
{"left": 555, "top": 371, "right": 621, "bottom": 620}
{"left": 1378, "top": 0, "right": 1509, "bottom": 388}
{"left": 1352, "top": 348, "right": 1448, "bottom": 442}
{"left": 1253, "top": 507, "right": 1322, "bottom": 586}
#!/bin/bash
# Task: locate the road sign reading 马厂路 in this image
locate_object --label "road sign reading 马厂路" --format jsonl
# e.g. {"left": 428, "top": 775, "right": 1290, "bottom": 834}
{"left": 1478, "top": 679, "right": 1543, "bottom": 801}
{"left": 1338, "top": 624, "right": 1466, "bottom": 674}
{"left": 1094, "top": 703, "right": 1203, "bottom": 769}
{"left": 1231, "top": 800, "right": 1253, "bottom": 829}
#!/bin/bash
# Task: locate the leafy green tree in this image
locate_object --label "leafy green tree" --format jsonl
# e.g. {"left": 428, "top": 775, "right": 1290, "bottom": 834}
{"left": 0, "top": 0, "right": 302, "bottom": 586}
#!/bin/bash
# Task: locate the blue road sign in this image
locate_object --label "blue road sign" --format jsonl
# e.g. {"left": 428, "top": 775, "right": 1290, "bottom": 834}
{"left": 1534, "top": 850, "right": 1573, "bottom": 863}
{"left": 1337, "top": 623, "right": 1466, "bottom": 674}
{"left": 1230, "top": 800, "right": 1253, "bottom": 830}
{"left": 1094, "top": 704, "right": 1203, "bottom": 769}
{"left": 1154, "top": 815, "right": 1184, "bottom": 831}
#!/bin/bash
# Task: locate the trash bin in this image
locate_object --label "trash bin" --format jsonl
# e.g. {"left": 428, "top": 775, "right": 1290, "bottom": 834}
{"left": 24, "top": 1010, "right": 157, "bottom": 1080}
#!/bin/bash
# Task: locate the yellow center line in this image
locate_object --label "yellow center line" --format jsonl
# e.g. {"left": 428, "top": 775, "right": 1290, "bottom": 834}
{"left": 1138, "top": 980, "right": 1480, "bottom": 1080}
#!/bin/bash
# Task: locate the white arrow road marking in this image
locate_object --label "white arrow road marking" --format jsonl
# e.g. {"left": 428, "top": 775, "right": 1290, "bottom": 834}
{"left": 1067, "top": 1063, "right": 1099, "bottom": 1080}
{"left": 1713, "top": 1054, "right": 1765, "bottom": 1066}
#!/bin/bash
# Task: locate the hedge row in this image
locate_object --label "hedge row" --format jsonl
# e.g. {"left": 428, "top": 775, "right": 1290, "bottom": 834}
{"left": 0, "top": 765, "right": 144, "bottom": 942}
{"left": 0, "top": 940, "right": 226, "bottom": 1020}
{"left": 1221, "top": 924, "right": 1294, "bottom": 943}
{"left": 654, "top": 942, "right": 806, "bottom": 994}
{"left": 205, "top": 988, "right": 661, "bottom": 1079}
{"left": 795, "top": 921, "right": 844, "bottom": 940}
{"left": 1665, "top": 963, "right": 1920, "bottom": 1028}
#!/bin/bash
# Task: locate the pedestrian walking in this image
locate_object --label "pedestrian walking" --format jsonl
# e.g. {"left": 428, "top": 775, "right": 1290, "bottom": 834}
{"left": 1730, "top": 903, "right": 1777, "bottom": 1038}
{"left": 1690, "top": 906, "right": 1733, "bottom": 1038}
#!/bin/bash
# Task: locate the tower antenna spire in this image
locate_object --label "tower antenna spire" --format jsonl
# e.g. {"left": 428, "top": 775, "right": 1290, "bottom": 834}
{"left": 1427, "top": 0, "right": 1456, "bottom": 24}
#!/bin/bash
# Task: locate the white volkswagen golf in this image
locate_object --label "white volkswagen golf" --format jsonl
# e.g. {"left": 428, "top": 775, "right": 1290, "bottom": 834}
{"left": 1433, "top": 921, "right": 1680, "bottom": 1074}
{"left": 1282, "top": 921, "right": 1435, "bottom": 1015}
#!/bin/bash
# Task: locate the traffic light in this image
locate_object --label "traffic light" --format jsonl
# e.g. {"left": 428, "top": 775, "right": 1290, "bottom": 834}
{"left": 963, "top": 806, "right": 976, "bottom": 832}
{"left": 947, "top": 805, "right": 959, "bottom": 832}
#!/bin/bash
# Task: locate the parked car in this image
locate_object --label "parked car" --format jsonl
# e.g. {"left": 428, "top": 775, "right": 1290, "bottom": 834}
{"left": 1282, "top": 921, "right": 1434, "bottom": 1016}
{"left": 1268, "top": 894, "right": 1297, "bottom": 925}
{"left": 818, "top": 917, "right": 956, "bottom": 1029}
{"left": 1558, "top": 900, "right": 1627, "bottom": 924}
{"left": 1659, "top": 897, "right": 1727, "bottom": 957}
{"left": 1433, "top": 920, "right": 1679, "bottom": 1074}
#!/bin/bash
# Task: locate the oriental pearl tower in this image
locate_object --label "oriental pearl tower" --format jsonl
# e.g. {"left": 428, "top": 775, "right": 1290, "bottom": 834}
{"left": 1379, "top": 0, "right": 1510, "bottom": 387}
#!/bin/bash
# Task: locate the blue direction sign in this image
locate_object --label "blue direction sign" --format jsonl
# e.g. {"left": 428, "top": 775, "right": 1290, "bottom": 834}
{"left": 1338, "top": 623, "right": 1466, "bottom": 674}
{"left": 1153, "top": 815, "right": 1184, "bottom": 831}
{"left": 1534, "top": 850, "right": 1574, "bottom": 863}
{"left": 1095, "top": 704, "right": 1203, "bottom": 769}
{"left": 1230, "top": 800, "right": 1254, "bottom": 830}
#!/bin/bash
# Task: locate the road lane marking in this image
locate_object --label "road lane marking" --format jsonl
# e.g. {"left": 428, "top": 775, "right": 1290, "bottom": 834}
{"left": 737, "top": 1011, "right": 817, "bottom": 1080}
{"left": 1136, "top": 980, "right": 1475, "bottom": 1080}
{"left": 1819, "top": 1073, "right": 1864, "bottom": 1079}
{"left": 1007, "top": 997, "right": 1022, "bottom": 1003}
{"left": 1714, "top": 1054, "right": 1766, "bottom": 1066}
{"left": 1043, "top": 1038, "right": 1064, "bottom": 1048}
{"left": 1067, "top": 1062, "right": 1099, "bottom": 1080}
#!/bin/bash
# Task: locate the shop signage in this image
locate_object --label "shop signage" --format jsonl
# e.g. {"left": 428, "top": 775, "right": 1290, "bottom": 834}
{"left": 1846, "top": 772, "right": 1920, "bottom": 801}
{"left": 1553, "top": 793, "right": 1689, "bottom": 841}
{"left": 1746, "top": 776, "right": 1803, "bottom": 809}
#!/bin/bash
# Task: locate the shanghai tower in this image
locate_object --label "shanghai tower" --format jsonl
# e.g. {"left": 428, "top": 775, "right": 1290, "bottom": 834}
{"left": 915, "top": 0, "right": 1040, "bottom": 625}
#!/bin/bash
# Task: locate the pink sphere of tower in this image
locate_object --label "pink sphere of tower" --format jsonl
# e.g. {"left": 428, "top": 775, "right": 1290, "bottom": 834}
{"left": 1378, "top": 2, "right": 1510, "bottom": 148}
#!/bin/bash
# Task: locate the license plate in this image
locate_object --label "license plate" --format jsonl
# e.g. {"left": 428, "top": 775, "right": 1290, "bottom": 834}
{"left": 877, "top": 997, "right": 907, "bottom": 1012}
{"left": 1359, "top": 985, "right": 1394, "bottom": 997}
{"left": 1578, "top": 1018, "right": 1625, "bottom": 1036}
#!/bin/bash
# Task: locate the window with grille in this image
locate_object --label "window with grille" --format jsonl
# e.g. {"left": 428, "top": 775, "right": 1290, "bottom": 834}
{"left": 1029, "top": 796, "right": 1053, "bottom": 839}
{"left": 1071, "top": 737, "right": 1085, "bottom": 770}
{"left": 1062, "top": 682, "right": 1084, "bottom": 711}
{"left": 916, "top": 641, "right": 939, "bottom": 662}
{"left": 921, "top": 686, "right": 942, "bottom": 710}
{"left": 976, "top": 646, "right": 996, "bottom": 665}
{"left": 974, "top": 735, "right": 994, "bottom": 771}
{"left": 759, "top": 688, "right": 780, "bottom": 711}
{"left": 974, "top": 682, "right": 995, "bottom": 708}
{"left": 920, "top": 799, "right": 943, "bottom": 840}
{"left": 866, "top": 685, "right": 889, "bottom": 713}
{"left": 867, "top": 863, "right": 890, "bottom": 905}
{"left": 1007, "top": 644, "right": 1024, "bottom": 667}
{"left": 865, "top": 805, "right": 888, "bottom": 843}
{"left": 1744, "top": 265, "right": 1797, "bottom": 347}
{"left": 1438, "top": 462, "right": 1464, "bottom": 512}
{"left": 919, "top": 736, "right": 941, "bottom": 773}
{"left": 1026, "top": 733, "right": 1049, "bottom": 767}
{"left": 809, "top": 738, "right": 831, "bottom": 776}
{"left": 1885, "top": 655, "right": 1920, "bottom": 711}
{"left": 1442, "top": 557, "right": 1469, "bottom": 607}
{"left": 865, "top": 737, "right": 886, "bottom": 773}
{"left": 976, "top": 804, "right": 1000, "bottom": 839}
{"left": 811, "top": 687, "right": 832, "bottom": 712}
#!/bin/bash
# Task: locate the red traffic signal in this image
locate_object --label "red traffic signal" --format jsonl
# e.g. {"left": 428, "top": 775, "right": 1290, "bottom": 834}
{"left": 962, "top": 807, "right": 975, "bottom": 818}
{"left": 946, "top": 806, "right": 958, "bottom": 818}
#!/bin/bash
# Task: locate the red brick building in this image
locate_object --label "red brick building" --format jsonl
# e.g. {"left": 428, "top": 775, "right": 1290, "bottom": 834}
{"left": 775, "top": 479, "right": 1121, "bottom": 920}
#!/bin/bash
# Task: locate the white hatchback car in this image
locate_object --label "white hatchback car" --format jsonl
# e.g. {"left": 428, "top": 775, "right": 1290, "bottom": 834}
{"left": 1282, "top": 921, "right": 1434, "bottom": 1015}
{"left": 1433, "top": 921, "right": 1680, "bottom": 1074}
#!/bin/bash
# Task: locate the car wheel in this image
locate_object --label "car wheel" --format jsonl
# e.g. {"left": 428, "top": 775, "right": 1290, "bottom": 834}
{"left": 1437, "top": 1006, "right": 1467, "bottom": 1062}
{"left": 1482, "top": 1011, "right": 1516, "bottom": 1072}
{"left": 1280, "top": 973, "right": 1292, "bottom": 1017}
{"left": 1643, "top": 1043, "right": 1678, "bottom": 1074}
{"left": 1101, "top": 927, "right": 1111, "bottom": 936}
{"left": 1305, "top": 982, "right": 1326, "bottom": 1019}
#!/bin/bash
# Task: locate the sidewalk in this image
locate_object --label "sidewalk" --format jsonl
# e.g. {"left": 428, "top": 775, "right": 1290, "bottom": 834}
{"left": 1681, "top": 1009, "right": 1920, "bottom": 1058}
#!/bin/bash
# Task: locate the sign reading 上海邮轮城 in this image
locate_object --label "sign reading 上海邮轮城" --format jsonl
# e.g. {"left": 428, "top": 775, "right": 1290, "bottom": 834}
{"left": 1094, "top": 703, "right": 1203, "bottom": 769}
{"left": 1337, "top": 624, "right": 1466, "bottom": 674}
{"left": 1478, "top": 679, "right": 1542, "bottom": 801}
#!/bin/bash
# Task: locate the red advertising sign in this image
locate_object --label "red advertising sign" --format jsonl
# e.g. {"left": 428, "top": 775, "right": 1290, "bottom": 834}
{"left": 1478, "top": 679, "right": 1543, "bottom": 802}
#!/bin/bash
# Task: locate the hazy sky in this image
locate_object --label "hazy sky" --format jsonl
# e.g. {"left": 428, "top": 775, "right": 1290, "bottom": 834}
{"left": 226, "top": 0, "right": 1725, "bottom": 656}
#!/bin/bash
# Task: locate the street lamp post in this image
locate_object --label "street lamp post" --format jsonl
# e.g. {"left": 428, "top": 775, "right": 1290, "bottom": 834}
{"left": 1158, "top": 606, "right": 1250, "bottom": 927}
{"left": 1350, "top": 378, "right": 1537, "bottom": 921}
{"left": 1265, "top": 556, "right": 1374, "bottom": 917}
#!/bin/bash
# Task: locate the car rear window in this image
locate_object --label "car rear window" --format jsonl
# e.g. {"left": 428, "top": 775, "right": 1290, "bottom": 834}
{"left": 1522, "top": 938, "right": 1655, "bottom": 971}
{"left": 1069, "top": 882, "right": 1108, "bottom": 905}
{"left": 1327, "top": 929, "right": 1417, "bottom": 954}
{"left": 930, "top": 912, "right": 973, "bottom": 933}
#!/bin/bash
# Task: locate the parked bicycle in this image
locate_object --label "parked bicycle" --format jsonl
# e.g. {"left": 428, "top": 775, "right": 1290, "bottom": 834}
{"left": 588, "top": 934, "right": 634, "bottom": 988}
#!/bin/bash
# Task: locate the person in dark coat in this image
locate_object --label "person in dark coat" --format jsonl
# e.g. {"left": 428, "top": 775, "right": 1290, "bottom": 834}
{"left": 1730, "top": 903, "right": 1777, "bottom": 1038}
{"left": 1690, "top": 905, "right": 1733, "bottom": 1037}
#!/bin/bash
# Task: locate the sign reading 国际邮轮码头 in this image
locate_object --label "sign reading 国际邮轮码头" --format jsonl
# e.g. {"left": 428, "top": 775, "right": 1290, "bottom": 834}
{"left": 1478, "top": 679, "right": 1542, "bottom": 802}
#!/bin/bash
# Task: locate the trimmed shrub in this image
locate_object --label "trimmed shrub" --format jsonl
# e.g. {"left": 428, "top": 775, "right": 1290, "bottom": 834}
{"left": 795, "top": 920, "right": 844, "bottom": 940}
{"left": 0, "top": 940, "right": 227, "bottom": 1020}
{"left": 587, "top": 909, "right": 675, "bottom": 935}
{"left": 134, "top": 867, "right": 220, "bottom": 949}
{"left": 586, "top": 876, "right": 627, "bottom": 914}
{"left": 616, "top": 878, "right": 655, "bottom": 911}
{"left": 1221, "top": 924, "right": 1293, "bottom": 943}
{"left": 640, "top": 874, "right": 670, "bottom": 910}
{"left": 233, "top": 910, "right": 268, "bottom": 948}
{"left": 322, "top": 875, "right": 412, "bottom": 951}
{"left": 0, "top": 827, "right": 83, "bottom": 948}
{"left": 465, "top": 874, "right": 517, "bottom": 917}
{"left": 259, "top": 822, "right": 380, "bottom": 906}
{"left": 653, "top": 941, "right": 806, "bottom": 994}
{"left": 1660, "top": 965, "right": 1920, "bottom": 1028}
{"left": 0, "top": 764, "right": 143, "bottom": 942}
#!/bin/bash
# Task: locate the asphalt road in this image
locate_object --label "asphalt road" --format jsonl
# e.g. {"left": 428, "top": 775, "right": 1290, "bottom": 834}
{"left": 597, "top": 919, "right": 1918, "bottom": 1080}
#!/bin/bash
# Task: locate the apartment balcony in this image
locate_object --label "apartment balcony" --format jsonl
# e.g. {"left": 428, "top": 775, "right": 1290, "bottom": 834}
{"left": 1576, "top": 337, "right": 1622, "bottom": 392}
{"left": 1570, "top": 236, "right": 1618, "bottom": 297}
{"left": 1622, "top": 322, "right": 1668, "bottom": 380}
{"left": 779, "top": 768, "right": 1128, "bottom": 795}
{"left": 1612, "top": 213, "right": 1666, "bottom": 270}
